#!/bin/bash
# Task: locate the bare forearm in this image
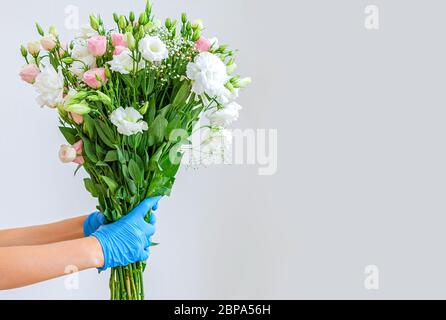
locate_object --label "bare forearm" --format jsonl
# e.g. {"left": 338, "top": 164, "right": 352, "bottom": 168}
{"left": 0, "top": 216, "right": 87, "bottom": 247}
{"left": 0, "top": 237, "right": 103, "bottom": 290}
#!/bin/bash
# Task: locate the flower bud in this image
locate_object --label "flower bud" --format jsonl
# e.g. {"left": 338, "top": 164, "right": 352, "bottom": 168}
{"left": 113, "top": 13, "right": 119, "bottom": 23}
{"left": 61, "top": 57, "right": 74, "bottom": 64}
{"left": 139, "top": 101, "right": 149, "bottom": 115}
{"left": 27, "top": 41, "right": 41, "bottom": 56}
{"left": 36, "top": 23, "right": 44, "bottom": 36}
{"left": 145, "top": 0, "right": 153, "bottom": 15}
{"left": 126, "top": 32, "right": 136, "bottom": 50}
{"left": 165, "top": 18, "right": 172, "bottom": 29}
{"left": 192, "top": 19, "right": 203, "bottom": 30}
{"left": 139, "top": 27, "right": 145, "bottom": 39}
{"left": 235, "top": 77, "right": 252, "bottom": 88}
{"left": 192, "top": 29, "right": 201, "bottom": 42}
{"left": 104, "top": 65, "right": 112, "bottom": 79}
{"left": 41, "top": 35, "right": 57, "bottom": 51}
{"left": 144, "top": 22, "right": 154, "bottom": 33}
{"left": 139, "top": 12, "right": 148, "bottom": 25}
{"left": 64, "top": 101, "right": 92, "bottom": 115}
{"left": 20, "top": 45, "right": 28, "bottom": 58}
{"left": 90, "top": 15, "right": 100, "bottom": 31}
{"left": 119, "top": 16, "right": 127, "bottom": 30}
{"left": 181, "top": 13, "right": 188, "bottom": 24}
{"left": 49, "top": 26, "right": 58, "bottom": 37}
{"left": 129, "top": 11, "right": 135, "bottom": 23}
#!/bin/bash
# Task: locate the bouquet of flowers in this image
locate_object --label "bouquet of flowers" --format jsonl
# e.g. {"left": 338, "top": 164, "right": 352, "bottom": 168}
{"left": 18, "top": 1, "right": 250, "bottom": 300}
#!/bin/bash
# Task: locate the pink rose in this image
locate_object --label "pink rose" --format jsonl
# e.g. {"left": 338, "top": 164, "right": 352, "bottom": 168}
{"left": 83, "top": 68, "right": 107, "bottom": 89}
{"left": 19, "top": 64, "right": 40, "bottom": 84}
{"left": 195, "top": 37, "right": 212, "bottom": 53}
{"left": 70, "top": 112, "right": 84, "bottom": 125}
{"left": 112, "top": 33, "right": 128, "bottom": 48}
{"left": 87, "top": 35, "right": 107, "bottom": 57}
{"left": 113, "top": 45, "right": 127, "bottom": 56}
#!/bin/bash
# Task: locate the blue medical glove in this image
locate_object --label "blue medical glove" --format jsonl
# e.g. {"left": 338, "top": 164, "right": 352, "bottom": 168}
{"left": 92, "top": 197, "right": 161, "bottom": 271}
{"left": 83, "top": 212, "right": 106, "bottom": 237}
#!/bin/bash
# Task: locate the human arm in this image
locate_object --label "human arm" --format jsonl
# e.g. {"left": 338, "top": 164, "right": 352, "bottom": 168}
{"left": 0, "top": 197, "right": 160, "bottom": 290}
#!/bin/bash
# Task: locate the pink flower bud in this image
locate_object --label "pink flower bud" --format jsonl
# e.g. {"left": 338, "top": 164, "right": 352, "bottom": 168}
{"left": 69, "top": 112, "right": 84, "bottom": 125}
{"left": 19, "top": 64, "right": 40, "bottom": 84}
{"left": 195, "top": 37, "right": 212, "bottom": 53}
{"left": 87, "top": 35, "right": 107, "bottom": 57}
{"left": 83, "top": 67, "right": 107, "bottom": 89}
{"left": 40, "top": 35, "right": 57, "bottom": 51}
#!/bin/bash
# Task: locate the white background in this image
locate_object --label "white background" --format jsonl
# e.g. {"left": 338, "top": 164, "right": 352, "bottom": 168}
{"left": 2, "top": 0, "right": 446, "bottom": 299}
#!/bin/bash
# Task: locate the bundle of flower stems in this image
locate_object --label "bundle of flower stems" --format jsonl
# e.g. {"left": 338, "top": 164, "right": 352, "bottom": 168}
{"left": 18, "top": 1, "right": 250, "bottom": 300}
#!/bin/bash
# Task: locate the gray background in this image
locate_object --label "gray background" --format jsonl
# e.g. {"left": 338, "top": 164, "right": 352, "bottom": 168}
{"left": 1, "top": 0, "right": 446, "bottom": 299}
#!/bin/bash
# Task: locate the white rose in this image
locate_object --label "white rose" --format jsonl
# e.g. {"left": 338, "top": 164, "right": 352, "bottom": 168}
{"left": 69, "top": 39, "right": 96, "bottom": 77}
{"left": 59, "top": 145, "right": 77, "bottom": 163}
{"left": 34, "top": 67, "right": 64, "bottom": 108}
{"left": 138, "top": 36, "right": 169, "bottom": 62}
{"left": 110, "top": 107, "right": 149, "bottom": 136}
{"left": 186, "top": 52, "right": 229, "bottom": 97}
{"left": 77, "top": 24, "right": 99, "bottom": 39}
{"left": 108, "top": 49, "right": 144, "bottom": 74}
{"left": 207, "top": 102, "right": 242, "bottom": 127}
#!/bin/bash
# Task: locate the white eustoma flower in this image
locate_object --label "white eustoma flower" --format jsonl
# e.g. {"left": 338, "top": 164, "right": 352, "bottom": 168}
{"left": 69, "top": 39, "right": 96, "bottom": 77}
{"left": 207, "top": 102, "right": 242, "bottom": 127}
{"left": 77, "top": 25, "right": 99, "bottom": 39}
{"left": 110, "top": 107, "right": 149, "bottom": 136}
{"left": 34, "top": 66, "right": 64, "bottom": 108}
{"left": 186, "top": 52, "right": 229, "bottom": 97}
{"left": 108, "top": 49, "right": 144, "bottom": 74}
{"left": 217, "top": 87, "right": 239, "bottom": 105}
{"left": 138, "top": 36, "right": 169, "bottom": 62}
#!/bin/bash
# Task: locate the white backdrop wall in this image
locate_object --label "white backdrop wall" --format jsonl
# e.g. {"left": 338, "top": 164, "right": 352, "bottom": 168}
{"left": 2, "top": 0, "right": 446, "bottom": 299}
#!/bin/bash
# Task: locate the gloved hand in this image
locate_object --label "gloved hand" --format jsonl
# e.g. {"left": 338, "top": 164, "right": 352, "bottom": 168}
{"left": 83, "top": 212, "right": 106, "bottom": 237}
{"left": 92, "top": 197, "right": 161, "bottom": 271}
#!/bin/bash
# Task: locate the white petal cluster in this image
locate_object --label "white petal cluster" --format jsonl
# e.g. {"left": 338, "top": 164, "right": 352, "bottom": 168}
{"left": 34, "top": 67, "right": 64, "bottom": 108}
{"left": 76, "top": 25, "right": 99, "bottom": 39}
{"left": 69, "top": 39, "right": 96, "bottom": 78}
{"left": 110, "top": 107, "right": 149, "bottom": 136}
{"left": 108, "top": 49, "right": 145, "bottom": 74}
{"left": 186, "top": 52, "right": 229, "bottom": 97}
{"left": 138, "top": 36, "right": 169, "bottom": 62}
{"left": 207, "top": 102, "right": 242, "bottom": 127}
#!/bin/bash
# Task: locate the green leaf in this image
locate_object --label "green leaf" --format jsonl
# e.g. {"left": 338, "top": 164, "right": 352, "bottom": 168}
{"left": 128, "top": 159, "right": 143, "bottom": 184}
{"left": 84, "top": 178, "right": 98, "bottom": 198}
{"left": 83, "top": 114, "right": 95, "bottom": 140}
{"left": 59, "top": 127, "right": 78, "bottom": 145}
{"left": 149, "top": 115, "right": 168, "bottom": 144}
{"left": 95, "top": 122, "right": 116, "bottom": 149}
{"left": 83, "top": 138, "right": 98, "bottom": 163}
{"left": 149, "top": 143, "right": 166, "bottom": 171}
{"left": 105, "top": 150, "right": 118, "bottom": 162}
{"left": 173, "top": 81, "right": 191, "bottom": 106}
{"left": 101, "top": 176, "right": 119, "bottom": 193}
{"left": 146, "top": 96, "right": 157, "bottom": 123}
